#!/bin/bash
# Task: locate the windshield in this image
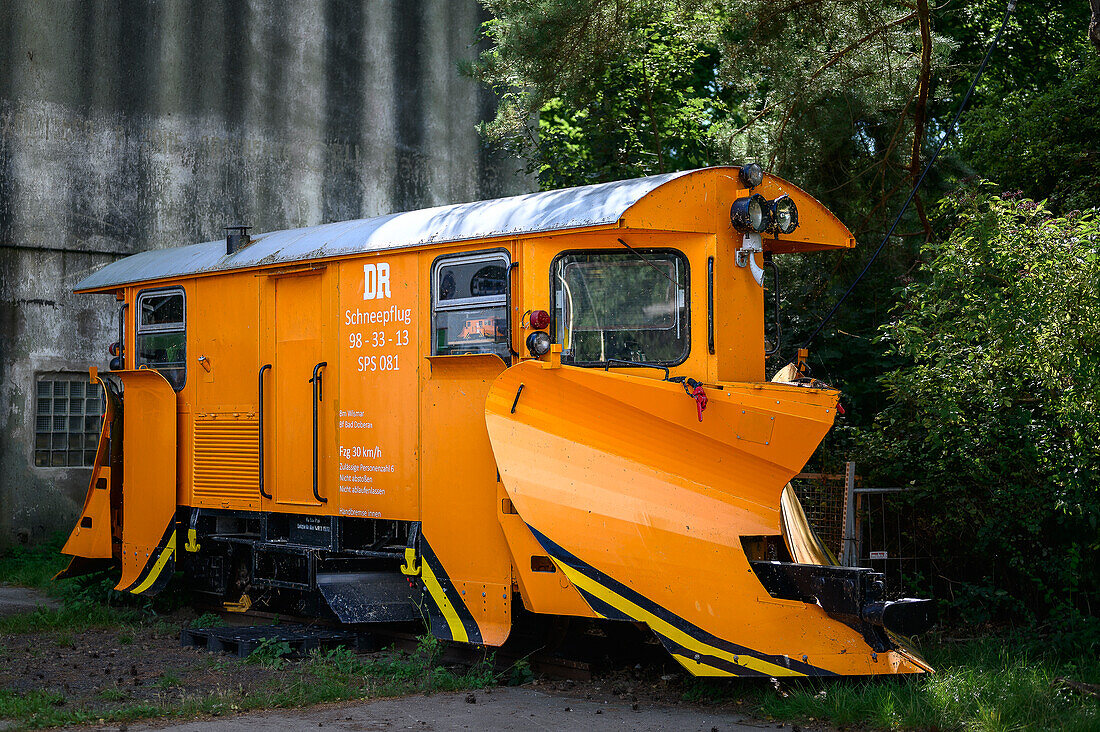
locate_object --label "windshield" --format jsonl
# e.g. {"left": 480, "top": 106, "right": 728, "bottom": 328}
{"left": 553, "top": 250, "right": 688, "bottom": 365}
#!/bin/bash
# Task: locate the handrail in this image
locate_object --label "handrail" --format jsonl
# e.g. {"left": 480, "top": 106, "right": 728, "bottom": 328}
{"left": 311, "top": 361, "right": 328, "bottom": 503}
{"left": 603, "top": 358, "right": 670, "bottom": 380}
{"left": 763, "top": 253, "right": 782, "bottom": 357}
{"left": 258, "top": 364, "right": 272, "bottom": 499}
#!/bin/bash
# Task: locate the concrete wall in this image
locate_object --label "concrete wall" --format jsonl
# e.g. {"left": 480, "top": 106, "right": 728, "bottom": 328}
{"left": 0, "top": 1, "right": 527, "bottom": 548}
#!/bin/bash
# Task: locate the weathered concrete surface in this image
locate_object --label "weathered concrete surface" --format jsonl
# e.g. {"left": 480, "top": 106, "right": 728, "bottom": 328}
{"left": 132, "top": 688, "right": 818, "bottom": 731}
{"left": 0, "top": 1, "right": 528, "bottom": 548}
{"left": 0, "top": 585, "right": 59, "bottom": 616}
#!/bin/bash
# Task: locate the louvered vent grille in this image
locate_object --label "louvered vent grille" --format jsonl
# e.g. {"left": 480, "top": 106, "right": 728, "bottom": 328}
{"left": 193, "top": 414, "right": 259, "bottom": 504}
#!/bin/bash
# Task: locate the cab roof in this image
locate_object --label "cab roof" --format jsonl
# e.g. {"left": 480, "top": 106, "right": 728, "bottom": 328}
{"left": 74, "top": 167, "right": 852, "bottom": 292}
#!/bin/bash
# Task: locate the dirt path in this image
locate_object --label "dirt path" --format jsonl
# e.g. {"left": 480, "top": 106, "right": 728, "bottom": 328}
{"left": 0, "top": 588, "right": 827, "bottom": 731}
{"left": 132, "top": 687, "right": 812, "bottom": 731}
{"left": 0, "top": 586, "right": 59, "bottom": 616}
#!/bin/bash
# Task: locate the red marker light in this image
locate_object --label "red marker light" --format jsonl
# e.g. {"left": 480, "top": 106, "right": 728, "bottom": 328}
{"left": 529, "top": 309, "right": 551, "bottom": 330}
{"left": 108, "top": 341, "right": 120, "bottom": 357}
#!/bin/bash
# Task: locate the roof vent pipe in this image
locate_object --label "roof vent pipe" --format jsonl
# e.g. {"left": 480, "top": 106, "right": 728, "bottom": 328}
{"left": 226, "top": 225, "right": 251, "bottom": 255}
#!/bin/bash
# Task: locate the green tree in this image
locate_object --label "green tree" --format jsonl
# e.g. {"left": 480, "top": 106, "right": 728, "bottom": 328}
{"left": 859, "top": 188, "right": 1100, "bottom": 628}
{"left": 960, "top": 52, "right": 1100, "bottom": 212}
{"left": 471, "top": 0, "right": 944, "bottom": 229}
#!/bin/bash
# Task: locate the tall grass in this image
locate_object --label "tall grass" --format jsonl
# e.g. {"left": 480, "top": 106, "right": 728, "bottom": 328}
{"left": 754, "top": 636, "right": 1100, "bottom": 731}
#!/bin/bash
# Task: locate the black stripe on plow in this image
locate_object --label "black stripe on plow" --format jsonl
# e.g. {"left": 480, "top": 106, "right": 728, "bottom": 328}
{"left": 527, "top": 524, "right": 834, "bottom": 677}
{"left": 419, "top": 537, "right": 484, "bottom": 645}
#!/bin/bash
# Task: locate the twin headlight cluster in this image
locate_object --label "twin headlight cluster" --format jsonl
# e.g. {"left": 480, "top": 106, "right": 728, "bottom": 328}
{"left": 730, "top": 163, "right": 799, "bottom": 235}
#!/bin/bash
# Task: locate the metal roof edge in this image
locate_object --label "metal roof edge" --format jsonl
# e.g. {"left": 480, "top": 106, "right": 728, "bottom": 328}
{"left": 73, "top": 168, "right": 718, "bottom": 292}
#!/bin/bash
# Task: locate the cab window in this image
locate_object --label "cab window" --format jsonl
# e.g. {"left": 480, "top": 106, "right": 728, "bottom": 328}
{"left": 136, "top": 288, "right": 186, "bottom": 390}
{"left": 552, "top": 250, "right": 688, "bottom": 366}
{"left": 431, "top": 252, "right": 510, "bottom": 358}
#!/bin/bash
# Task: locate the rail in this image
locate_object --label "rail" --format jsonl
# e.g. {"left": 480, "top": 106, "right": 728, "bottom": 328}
{"left": 311, "top": 361, "right": 328, "bottom": 504}
{"left": 258, "top": 364, "right": 272, "bottom": 499}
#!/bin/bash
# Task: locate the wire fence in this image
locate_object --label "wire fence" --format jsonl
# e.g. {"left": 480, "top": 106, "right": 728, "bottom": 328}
{"left": 793, "top": 464, "right": 934, "bottom": 597}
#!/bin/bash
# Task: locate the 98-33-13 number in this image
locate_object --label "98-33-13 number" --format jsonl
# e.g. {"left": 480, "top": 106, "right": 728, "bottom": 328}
{"left": 349, "top": 330, "right": 409, "bottom": 349}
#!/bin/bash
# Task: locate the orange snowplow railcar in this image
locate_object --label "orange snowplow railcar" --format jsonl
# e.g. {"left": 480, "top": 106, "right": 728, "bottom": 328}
{"left": 59, "top": 167, "right": 933, "bottom": 676}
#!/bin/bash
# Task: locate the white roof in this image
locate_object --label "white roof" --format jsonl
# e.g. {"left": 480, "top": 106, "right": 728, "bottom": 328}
{"left": 74, "top": 169, "right": 701, "bottom": 291}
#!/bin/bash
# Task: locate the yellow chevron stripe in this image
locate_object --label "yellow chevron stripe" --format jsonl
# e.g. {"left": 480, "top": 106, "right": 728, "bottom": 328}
{"left": 672, "top": 653, "right": 738, "bottom": 677}
{"left": 131, "top": 533, "right": 177, "bottom": 595}
{"left": 551, "top": 558, "right": 805, "bottom": 678}
{"left": 421, "top": 561, "right": 469, "bottom": 643}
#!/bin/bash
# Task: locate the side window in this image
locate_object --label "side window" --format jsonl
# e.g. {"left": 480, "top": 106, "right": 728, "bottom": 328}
{"left": 552, "top": 250, "right": 689, "bottom": 366}
{"left": 431, "top": 252, "right": 510, "bottom": 358}
{"left": 136, "top": 288, "right": 186, "bottom": 390}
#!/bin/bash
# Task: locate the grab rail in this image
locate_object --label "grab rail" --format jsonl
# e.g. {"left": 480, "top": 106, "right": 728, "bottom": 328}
{"left": 310, "top": 361, "right": 328, "bottom": 503}
{"left": 257, "top": 364, "right": 272, "bottom": 499}
{"left": 603, "top": 358, "right": 670, "bottom": 380}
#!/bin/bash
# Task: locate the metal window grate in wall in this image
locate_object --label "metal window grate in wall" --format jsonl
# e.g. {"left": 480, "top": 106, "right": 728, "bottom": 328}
{"left": 34, "top": 376, "right": 103, "bottom": 468}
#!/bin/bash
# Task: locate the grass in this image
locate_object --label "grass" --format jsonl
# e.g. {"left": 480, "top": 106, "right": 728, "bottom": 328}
{"left": 0, "top": 637, "right": 499, "bottom": 730}
{"left": 0, "top": 535, "right": 69, "bottom": 591}
{"left": 683, "top": 633, "right": 1100, "bottom": 731}
{"left": 4, "top": 537, "right": 1097, "bottom": 730}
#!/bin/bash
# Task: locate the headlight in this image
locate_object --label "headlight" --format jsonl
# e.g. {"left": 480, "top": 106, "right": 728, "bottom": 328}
{"left": 738, "top": 163, "right": 764, "bottom": 189}
{"left": 730, "top": 194, "right": 769, "bottom": 233}
{"left": 526, "top": 331, "right": 552, "bottom": 357}
{"left": 771, "top": 195, "right": 799, "bottom": 234}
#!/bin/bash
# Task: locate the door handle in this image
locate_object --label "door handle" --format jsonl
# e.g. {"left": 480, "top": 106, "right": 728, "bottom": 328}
{"left": 312, "top": 361, "right": 328, "bottom": 504}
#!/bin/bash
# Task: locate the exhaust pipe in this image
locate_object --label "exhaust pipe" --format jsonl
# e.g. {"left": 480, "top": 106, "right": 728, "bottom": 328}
{"left": 226, "top": 225, "right": 251, "bottom": 255}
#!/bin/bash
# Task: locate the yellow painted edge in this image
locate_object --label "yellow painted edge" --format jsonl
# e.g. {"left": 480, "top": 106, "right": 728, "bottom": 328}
{"left": 421, "top": 562, "right": 469, "bottom": 643}
{"left": 552, "top": 557, "right": 805, "bottom": 678}
{"left": 131, "top": 533, "right": 177, "bottom": 595}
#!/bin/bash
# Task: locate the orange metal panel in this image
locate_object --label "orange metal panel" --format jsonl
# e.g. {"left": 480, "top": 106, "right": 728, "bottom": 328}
{"left": 113, "top": 369, "right": 177, "bottom": 594}
{"left": 485, "top": 361, "right": 924, "bottom": 676}
{"left": 333, "top": 254, "right": 420, "bottom": 520}
{"left": 60, "top": 375, "right": 115, "bottom": 560}
{"left": 272, "top": 272, "right": 326, "bottom": 507}
{"left": 419, "top": 353, "right": 514, "bottom": 645}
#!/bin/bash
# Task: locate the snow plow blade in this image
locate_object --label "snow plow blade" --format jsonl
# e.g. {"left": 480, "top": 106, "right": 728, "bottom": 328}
{"left": 58, "top": 370, "right": 178, "bottom": 595}
{"left": 485, "top": 360, "right": 931, "bottom": 677}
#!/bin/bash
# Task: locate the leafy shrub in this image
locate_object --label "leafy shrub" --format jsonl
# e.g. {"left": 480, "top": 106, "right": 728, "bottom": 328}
{"left": 246, "top": 637, "right": 292, "bottom": 669}
{"left": 860, "top": 188, "right": 1100, "bottom": 637}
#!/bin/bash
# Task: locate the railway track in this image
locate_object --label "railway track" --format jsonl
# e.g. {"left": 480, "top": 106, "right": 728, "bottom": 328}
{"left": 192, "top": 604, "right": 634, "bottom": 681}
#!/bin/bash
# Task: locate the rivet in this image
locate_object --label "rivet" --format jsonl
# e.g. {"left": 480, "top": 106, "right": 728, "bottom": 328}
{"left": 802, "top": 654, "right": 808, "bottom": 663}
{"left": 733, "top": 655, "right": 739, "bottom": 663}
{"left": 765, "top": 441, "right": 769, "bottom": 445}
{"left": 461, "top": 590, "right": 465, "bottom": 595}
{"left": 871, "top": 652, "right": 878, "bottom": 662}
{"left": 482, "top": 592, "right": 486, "bottom": 597}
{"left": 693, "top": 653, "right": 700, "bottom": 661}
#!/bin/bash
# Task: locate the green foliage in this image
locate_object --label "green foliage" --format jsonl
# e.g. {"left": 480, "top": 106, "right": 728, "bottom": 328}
{"left": 471, "top": 0, "right": 938, "bottom": 223}
{"left": 756, "top": 635, "right": 1100, "bottom": 732}
{"left": 189, "top": 612, "right": 223, "bottom": 629}
{"left": 859, "top": 188, "right": 1100, "bottom": 628}
{"left": 0, "top": 533, "right": 69, "bottom": 590}
{"left": 0, "top": 690, "right": 66, "bottom": 720}
{"left": 505, "top": 658, "right": 534, "bottom": 686}
{"left": 961, "top": 52, "right": 1100, "bottom": 213}
{"left": 246, "top": 637, "right": 293, "bottom": 670}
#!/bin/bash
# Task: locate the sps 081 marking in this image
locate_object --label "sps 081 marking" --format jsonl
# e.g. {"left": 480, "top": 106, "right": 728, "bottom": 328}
{"left": 357, "top": 354, "right": 400, "bottom": 373}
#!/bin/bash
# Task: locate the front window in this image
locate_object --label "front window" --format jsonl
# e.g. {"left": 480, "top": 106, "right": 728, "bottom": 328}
{"left": 136, "top": 288, "right": 186, "bottom": 390}
{"left": 553, "top": 250, "right": 689, "bottom": 366}
{"left": 431, "top": 252, "right": 510, "bottom": 358}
